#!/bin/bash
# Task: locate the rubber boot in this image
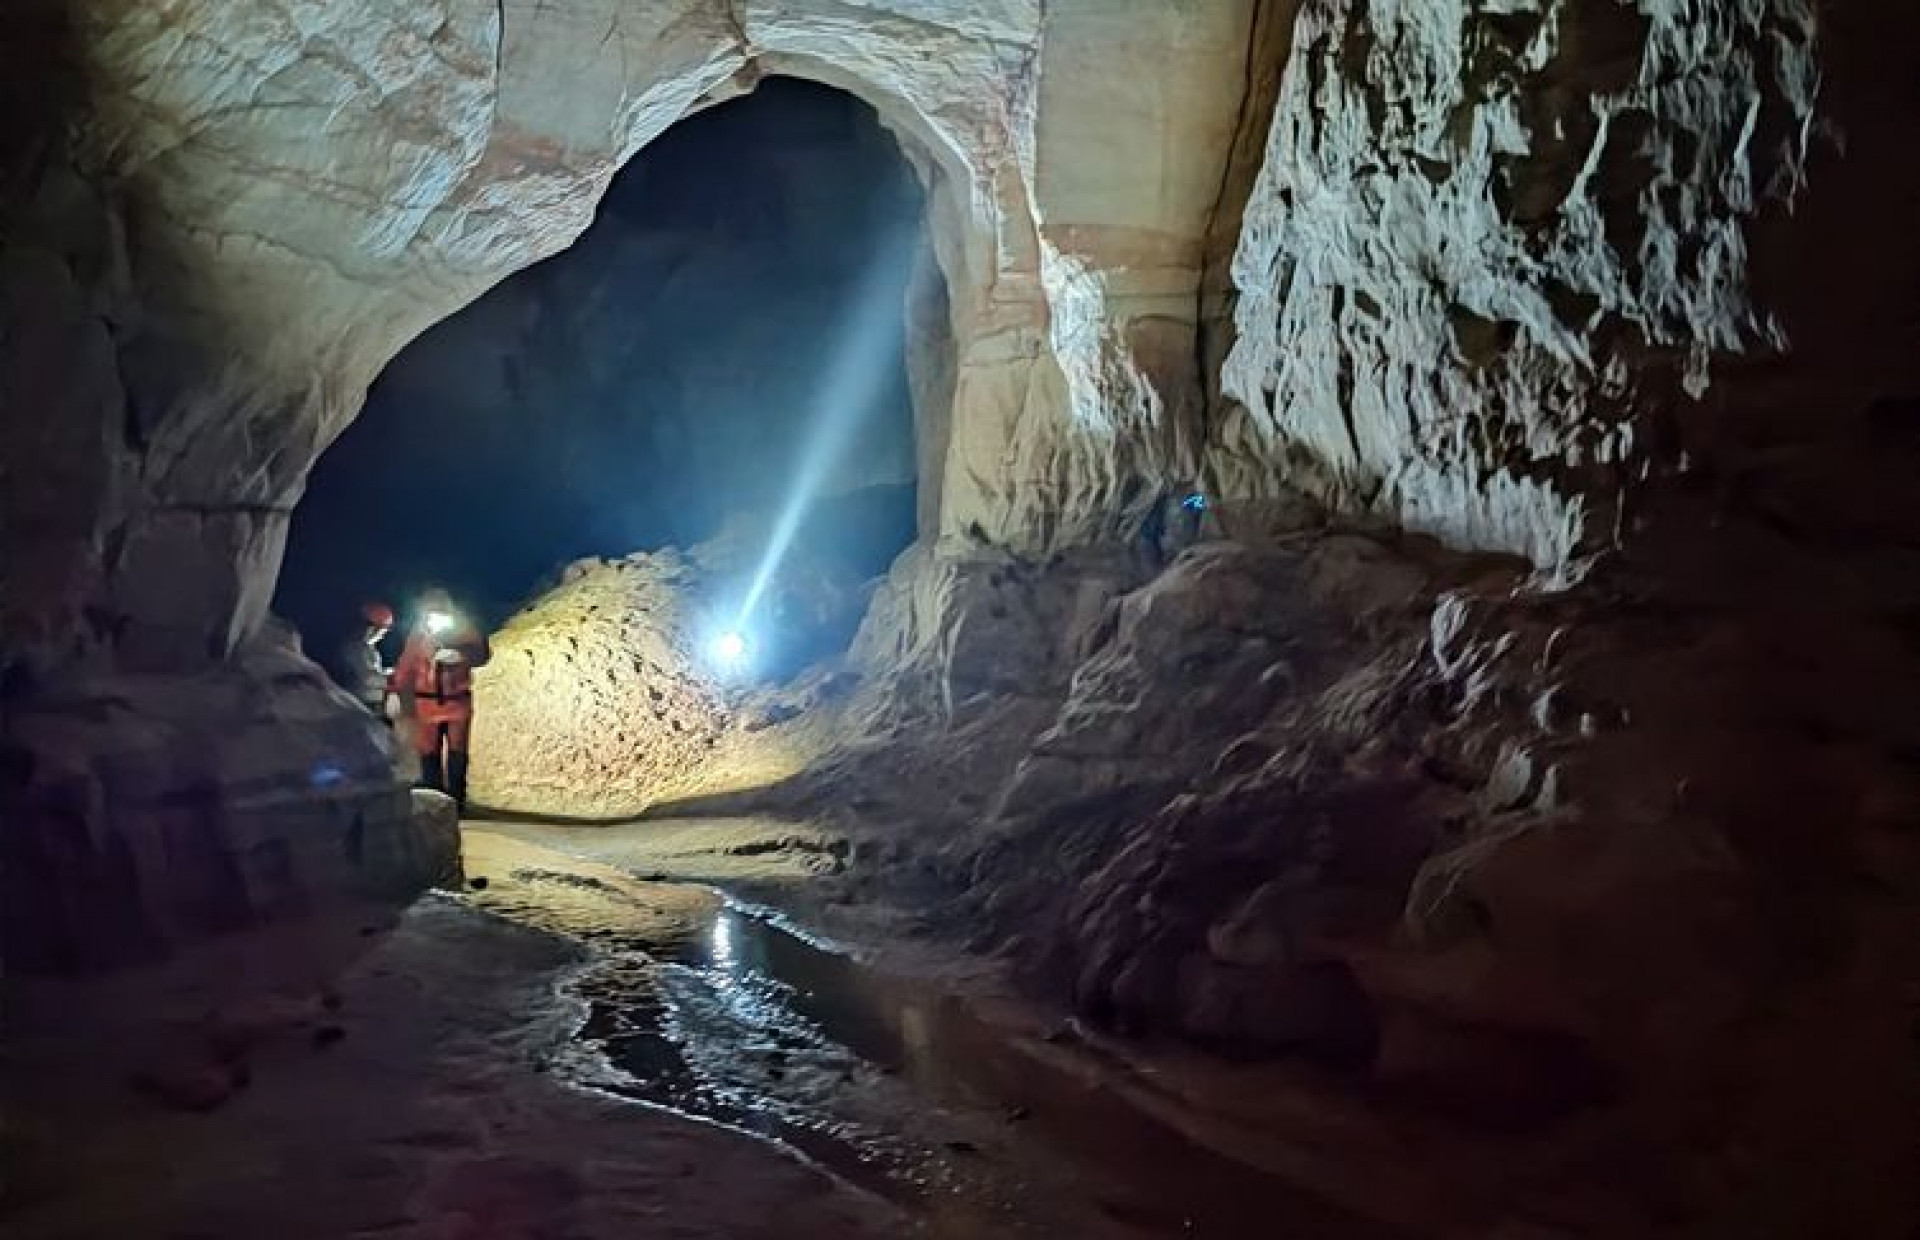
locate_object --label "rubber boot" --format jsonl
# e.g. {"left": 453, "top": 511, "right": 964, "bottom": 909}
{"left": 419, "top": 751, "right": 445, "bottom": 794}
{"left": 447, "top": 750, "right": 469, "bottom": 810}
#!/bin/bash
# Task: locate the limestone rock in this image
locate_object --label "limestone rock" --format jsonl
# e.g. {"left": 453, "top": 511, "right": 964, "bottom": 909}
{"left": 810, "top": 508, "right": 1920, "bottom": 1226}
{"left": 408, "top": 789, "right": 465, "bottom": 888}
{"left": 990, "top": 536, "right": 1441, "bottom": 837}
{"left": 469, "top": 550, "right": 732, "bottom": 820}
{"left": 1, "top": 1, "right": 1918, "bottom": 1226}
{"left": 0, "top": 625, "right": 439, "bottom": 973}
{"left": 3, "top": 0, "right": 1262, "bottom": 669}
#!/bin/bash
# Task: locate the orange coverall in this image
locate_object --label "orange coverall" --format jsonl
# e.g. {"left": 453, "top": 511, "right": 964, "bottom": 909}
{"left": 390, "top": 621, "right": 490, "bottom": 801}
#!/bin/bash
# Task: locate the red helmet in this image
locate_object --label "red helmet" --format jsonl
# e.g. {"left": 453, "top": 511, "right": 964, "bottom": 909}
{"left": 362, "top": 601, "right": 396, "bottom": 628}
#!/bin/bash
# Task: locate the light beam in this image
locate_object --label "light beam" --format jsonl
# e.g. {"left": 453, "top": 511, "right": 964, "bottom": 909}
{"left": 732, "top": 224, "right": 918, "bottom": 632}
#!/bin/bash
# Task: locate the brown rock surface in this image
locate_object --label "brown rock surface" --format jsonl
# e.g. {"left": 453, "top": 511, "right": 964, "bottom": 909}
{"left": 0, "top": 622, "right": 459, "bottom": 972}
{"left": 2, "top": 898, "right": 898, "bottom": 1239}
{"left": 792, "top": 517, "right": 1920, "bottom": 1230}
{"left": 469, "top": 550, "right": 734, "bottom": 819}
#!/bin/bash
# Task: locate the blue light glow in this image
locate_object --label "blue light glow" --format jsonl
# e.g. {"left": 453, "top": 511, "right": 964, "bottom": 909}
{"left": 711, "top": 630, "right": 748, "bottom": 666}
{"left": 731, "top": 225, "right": 919, "bottom": 634}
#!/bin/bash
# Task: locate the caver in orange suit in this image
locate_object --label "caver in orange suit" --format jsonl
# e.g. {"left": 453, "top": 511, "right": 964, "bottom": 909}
{"left": 389, "top": 603, "right": 490, "bottom": 806}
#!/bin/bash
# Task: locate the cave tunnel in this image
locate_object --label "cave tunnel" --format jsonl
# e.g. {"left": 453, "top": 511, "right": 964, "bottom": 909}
{"left": 5, "top": 5, "right": 1920, "bottom": 1237}
{"left": 277, "top": 77, "right": 929, "bottom": 686}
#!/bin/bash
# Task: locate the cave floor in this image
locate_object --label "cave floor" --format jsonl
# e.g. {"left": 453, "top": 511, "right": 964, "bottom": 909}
{"left": 455, "top": 821, "right": 1450, "bottom": 1237}
{"left": 2, "top": 895, "right": 895, "bottom": 1240}
{"left": 2, "top": 824, "right": 1408, "bottom": 1240}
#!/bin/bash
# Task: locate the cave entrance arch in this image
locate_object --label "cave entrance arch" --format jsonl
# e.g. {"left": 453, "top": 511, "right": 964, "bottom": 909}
{"left": 278, "top": 75, "right": 955, "bottom": 687}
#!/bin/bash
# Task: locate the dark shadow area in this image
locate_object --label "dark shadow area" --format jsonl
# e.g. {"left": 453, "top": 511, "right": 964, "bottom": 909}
{"left": 276, "top": 78, "right": 925, "bottom": 674}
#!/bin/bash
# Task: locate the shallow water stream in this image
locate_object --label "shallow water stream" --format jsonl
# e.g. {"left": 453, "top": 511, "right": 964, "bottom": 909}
{"left": 466, "top": 852, "right": 1403, "bottom": 1238}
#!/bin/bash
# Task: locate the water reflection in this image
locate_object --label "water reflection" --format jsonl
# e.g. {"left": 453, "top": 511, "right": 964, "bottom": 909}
{"left": 466, "top": 858, "right": 1400, "bottom": 1238}
{"left": 710, "top": 909, "right": 736, "bottom": 976}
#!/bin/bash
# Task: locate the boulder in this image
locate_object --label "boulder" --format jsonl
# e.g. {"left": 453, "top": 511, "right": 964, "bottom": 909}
{"left": 0, "top": 625, "right": 444, "bottom": 973}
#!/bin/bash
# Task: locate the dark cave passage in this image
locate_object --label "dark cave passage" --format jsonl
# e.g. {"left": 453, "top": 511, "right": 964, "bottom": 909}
{"left": 8, "top": 7, "right": 1920, "bottom": 1238}
{"left": 275, "top": 78, "right": 928, "bottom": 670}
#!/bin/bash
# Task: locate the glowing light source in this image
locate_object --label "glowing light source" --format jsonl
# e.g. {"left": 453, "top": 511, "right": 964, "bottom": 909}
{"left": 426, "top": 610, "right": 455, "bottom": 636}
{"left": 1181, "top": 491, "right": 1208, "bottom": 513}
{"left": 710, "top": 630, "right": 749, "bottom": 667}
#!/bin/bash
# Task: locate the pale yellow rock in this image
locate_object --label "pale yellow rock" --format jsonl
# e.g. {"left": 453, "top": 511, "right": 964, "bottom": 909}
{"left": 467, "top": 551, "right": 826, "bottom": 819}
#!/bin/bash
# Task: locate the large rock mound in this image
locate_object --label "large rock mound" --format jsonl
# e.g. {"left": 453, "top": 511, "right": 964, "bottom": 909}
{"left": 470, "top": 550, "right": 729, "bottom": 820}
{"left": 470, "top": 540, "right": 867, "bottom": 820}
{"left": 794, "top": 517, "right": 1920, "bottom": 1230}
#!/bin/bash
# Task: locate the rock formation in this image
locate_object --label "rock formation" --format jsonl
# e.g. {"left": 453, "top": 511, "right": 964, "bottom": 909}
{"left": 2, "top": 0, "right": 1258, "bottom": 670}
{"left": 0, "top": 622, "right": 459, "bottom": 971}
{"left": 4, "top": 0, "right": 1257, "bottom": 966}
{"left": 1210, "top": 0, "right": 1831, "bottom": 571}
{"left": 276, "top": 76, "right": 922, "bottom": 643}
{"left": 469, "top": 533, "right": 869, "bottom": 820}
{"left": 3, "top": 0, "right": 1918, "bottom": 1230}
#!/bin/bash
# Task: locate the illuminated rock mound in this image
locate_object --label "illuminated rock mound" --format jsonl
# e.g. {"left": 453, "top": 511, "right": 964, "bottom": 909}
{"left": 470, "top": 538, "right": 864, "bottom": 820}
{"left": 469, "top": 550, "right": 726, "bottom": 819}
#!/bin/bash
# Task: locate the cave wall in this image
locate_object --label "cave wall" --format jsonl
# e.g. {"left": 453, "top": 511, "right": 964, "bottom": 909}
{"left": 8, "top": 0, "right": 1908, "bottom": 695}
{"left": 803, "top": 3, "right": 1919, "bottom": 1226}
{"left": 2, "top": 0, "right": 1264, "bottom": 676}
{"left": 4, "top": 21, "right": 1915, "bottom": 1203}
{"left": 275, "top": 80, "right": 925, "bottom": 649}
{"left": 0, "top": 0, "right": 1264, "bottom": 969}
{"left": 1211, "top": 0, "right": 1827, "bottom": 571}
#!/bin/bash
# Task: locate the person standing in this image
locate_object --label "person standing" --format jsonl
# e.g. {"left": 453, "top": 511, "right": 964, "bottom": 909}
{"left": 338, "top": 601, "right": 395, "bottom": 719}
{"left": 389, "top": 588, "right": 490, "bottom": 807}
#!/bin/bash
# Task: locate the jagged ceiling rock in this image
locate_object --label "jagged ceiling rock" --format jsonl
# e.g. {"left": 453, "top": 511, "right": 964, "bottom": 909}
{"left": 16, "top": 0, "right": 1887, "bottom": 669}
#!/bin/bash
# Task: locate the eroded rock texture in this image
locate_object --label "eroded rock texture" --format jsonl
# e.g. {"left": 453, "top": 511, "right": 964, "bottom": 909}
{"left": 2, "top": 0, "right": 1255, "bottom": 967}
{"left": 469, "top": 539, "right": 867, "bottom": 819}
{"left": 0, "top": 625, "right": 459, "bottom": 971}
{"left": 1210, "top": 0, "right": 1825, "bottom": 571}
{"left": 3, "top": 0, "right": 1259, "bottom": 670}
{"left": 3, "top": 0, "right": 1917, "bottom": 1228}
{"left": 469, "top": 551, "right": 736, "bottom": 820}
{"left": 794, "top": 503, "right": 1917, "bottom": 1230}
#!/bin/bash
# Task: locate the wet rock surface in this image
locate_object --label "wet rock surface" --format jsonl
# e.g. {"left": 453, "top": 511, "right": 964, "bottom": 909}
{"left": 3, "top": 832, "right": 1411, "bottom": 1239}
{"left": 3, "top": 2, "right": 1918, "bottom": 1234}
{"left": 759, "top": 520, "right": 1920, "bottom": 1233}
{"left": 1, "top": 897, "right": 900, "bottom": 1240}
{"left": 455, "top": 829, "right": 1411, "bottom": 1237}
